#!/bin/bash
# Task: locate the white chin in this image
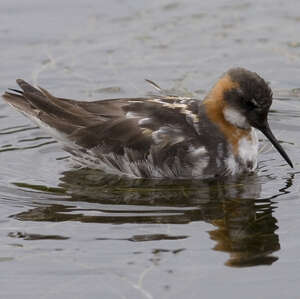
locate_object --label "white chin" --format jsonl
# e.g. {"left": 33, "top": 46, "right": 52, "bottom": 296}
{"left": 223, "top": 107, "right": 250, "bottom": 129}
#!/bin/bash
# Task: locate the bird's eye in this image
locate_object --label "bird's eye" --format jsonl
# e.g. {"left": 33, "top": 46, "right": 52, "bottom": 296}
{"left": 246, "top": 98, "right": 259, "bottom": 109}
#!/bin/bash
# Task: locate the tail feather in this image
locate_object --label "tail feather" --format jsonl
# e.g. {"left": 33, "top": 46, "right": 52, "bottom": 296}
{"left": 2, "top": 80, "right": 89, "bottom": 138}
{"left": 16, "top": 79, "right": 42, "bottom": 94}
{"left": 15, "top": 79, "right": 72, "bottom": 118}
{"left": 2, "top": 91, "right": 36, "bottom": 117}
{"left": 8, "top": 88, "right": 23, "bottom": 94}
{"left": 3, "top": 79, "right": 91, "bottom": 126}
{"left": 2, "top": 79, "right": 116, "bottom": 144}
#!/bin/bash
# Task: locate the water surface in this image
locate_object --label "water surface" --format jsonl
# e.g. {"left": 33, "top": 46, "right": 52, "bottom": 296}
{"left": 1, "top": 1, "right": 300, "bottom": 298}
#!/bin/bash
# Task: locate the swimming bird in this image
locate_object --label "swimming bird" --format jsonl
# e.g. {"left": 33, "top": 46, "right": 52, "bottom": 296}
{"left": 2, "top": 68, "right": 293, "bottom": 178}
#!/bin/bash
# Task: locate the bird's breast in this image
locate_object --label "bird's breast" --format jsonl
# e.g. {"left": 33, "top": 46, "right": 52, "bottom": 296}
{"left": 237, "top": 128, "right": 259, "bottom": 169}
{"left": 225, "top": 128, "right": 259, "bottom": 174}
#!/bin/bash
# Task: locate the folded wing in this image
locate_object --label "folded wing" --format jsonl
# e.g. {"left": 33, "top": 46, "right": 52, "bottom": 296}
{"left": 2, "top": 80, "right": 205, "bottom": 177}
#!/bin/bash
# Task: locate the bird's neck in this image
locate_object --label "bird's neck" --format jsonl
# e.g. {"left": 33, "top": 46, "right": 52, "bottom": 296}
{"left": 203, "top": 76, "right": 252, "bottom": 155}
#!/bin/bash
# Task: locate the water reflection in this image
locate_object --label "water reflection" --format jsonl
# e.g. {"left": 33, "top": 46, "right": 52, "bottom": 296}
{"left": 209, "top": 198, "right": 279, "bottom": 267}
{"left": 11, "top": 168, "right": 280, "bottom": 267}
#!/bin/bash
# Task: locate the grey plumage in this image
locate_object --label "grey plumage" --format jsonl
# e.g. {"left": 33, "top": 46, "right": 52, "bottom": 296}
{"left": 2, "top": 68, "right": 292, "bottom": 178}
{"left": 3, "top": 80, "right": 217, "bottom": 178}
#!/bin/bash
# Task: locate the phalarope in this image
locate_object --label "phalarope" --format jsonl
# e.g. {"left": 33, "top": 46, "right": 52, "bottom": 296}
{"left": 2, "top": 68, "right": 293, "bottom": 178}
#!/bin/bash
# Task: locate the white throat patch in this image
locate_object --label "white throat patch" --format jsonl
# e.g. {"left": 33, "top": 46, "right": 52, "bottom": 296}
{"left": 223, "top": 107, "right": 250, "bottom": 129}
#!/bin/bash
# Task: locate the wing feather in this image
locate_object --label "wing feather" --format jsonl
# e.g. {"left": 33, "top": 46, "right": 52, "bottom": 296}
{"left": 2, "top": 79, "right": 207, "bottom": 177}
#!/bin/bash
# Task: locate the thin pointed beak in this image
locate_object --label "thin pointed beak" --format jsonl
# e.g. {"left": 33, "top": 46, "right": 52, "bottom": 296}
{"left": 260, "top": 122, "right": 293, "bottom": 168}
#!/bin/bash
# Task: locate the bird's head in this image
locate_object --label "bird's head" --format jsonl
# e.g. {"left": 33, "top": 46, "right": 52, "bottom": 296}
{"left": 208, "top": 67, "right": 293, "bottom": 168}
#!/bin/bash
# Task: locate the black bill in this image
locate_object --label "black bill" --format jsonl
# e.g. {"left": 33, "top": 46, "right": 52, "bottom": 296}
{"left": 260, "top": 123, "right": 293, "bottom": 168}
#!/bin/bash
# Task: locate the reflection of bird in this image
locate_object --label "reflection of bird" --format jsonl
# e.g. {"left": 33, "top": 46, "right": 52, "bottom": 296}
{"left": 2, "top": 68, "right": 293, "bottom": 178}
{"left": 10, "top": 168, "right": 280, "bottom": 267}
{"left": 209, "top": 197, "right": 280, "bottom": 267}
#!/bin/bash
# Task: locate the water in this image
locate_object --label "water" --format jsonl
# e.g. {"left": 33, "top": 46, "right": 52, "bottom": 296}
{"left": 1, "top": 0, "right": 300, "bottom": 298}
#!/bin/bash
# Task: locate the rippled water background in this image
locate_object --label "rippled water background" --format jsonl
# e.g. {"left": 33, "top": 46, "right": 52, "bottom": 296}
{"left": 1, "top": 0, "right": 300, "bottom": 298}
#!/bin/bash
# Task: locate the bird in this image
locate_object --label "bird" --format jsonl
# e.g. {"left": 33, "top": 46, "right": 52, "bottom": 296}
{"left": 2, "top": 67, "right": 293, "bottom": 179}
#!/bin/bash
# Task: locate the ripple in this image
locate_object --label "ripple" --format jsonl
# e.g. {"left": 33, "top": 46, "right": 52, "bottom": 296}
{"left": 6, "top": 168, "right": 282, "bottom": 267}
{"left": 8, "top": 231, "right": 69, "bottom": 240}
{"left": 0, "top": 125, "right": 37, "bottom": 135}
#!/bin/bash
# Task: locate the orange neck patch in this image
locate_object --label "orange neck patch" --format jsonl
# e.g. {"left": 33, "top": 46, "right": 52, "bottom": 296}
{"left": 203, "top": 75, "right": 251, "bottom": 155}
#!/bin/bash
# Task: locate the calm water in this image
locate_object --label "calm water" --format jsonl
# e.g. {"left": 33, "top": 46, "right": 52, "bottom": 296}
{"left": 1, "top": 0, "right": 300, "bottom": 298}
